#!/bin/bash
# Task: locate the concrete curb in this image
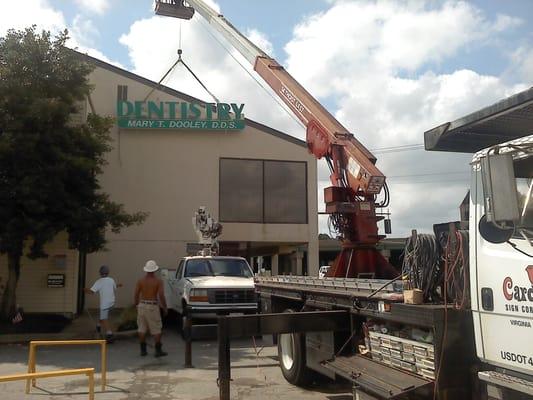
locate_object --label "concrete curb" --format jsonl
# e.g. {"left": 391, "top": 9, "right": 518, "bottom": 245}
{"left": 0, "top": 329, "right": 138, "bottom": 345}
{"left": 114, "top": 329, "right": 138, "bottom": 339}
{"left": 0, "top": 332, "right": 86, "bottom": 345}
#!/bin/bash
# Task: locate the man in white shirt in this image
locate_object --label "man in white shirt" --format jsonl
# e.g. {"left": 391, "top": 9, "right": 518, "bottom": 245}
{"left": 85, "top": 265, "right": 121, "bottom": 341}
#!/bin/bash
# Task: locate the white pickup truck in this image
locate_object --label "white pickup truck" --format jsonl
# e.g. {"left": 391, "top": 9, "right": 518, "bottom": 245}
{"left": 162, "top": 256, "right": 258, "bottom": 329}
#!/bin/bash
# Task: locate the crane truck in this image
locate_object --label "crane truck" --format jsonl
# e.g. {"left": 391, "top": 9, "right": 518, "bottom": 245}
{"left": 161, "top": 207, "right": 257, "bottom": 334}
{"left": 154, "top": 1, "right": 533, "bottom": 399}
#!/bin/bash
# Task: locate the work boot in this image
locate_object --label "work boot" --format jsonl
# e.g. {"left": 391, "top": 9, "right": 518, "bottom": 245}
{"left": 140, "top": 342, "right": 147, "bottom": 357}
{"left": 155, "top": 342, "right": 168, "bottom": 358}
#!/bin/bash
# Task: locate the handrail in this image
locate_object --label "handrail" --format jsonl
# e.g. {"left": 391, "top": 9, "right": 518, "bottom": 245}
{"left": 0, "top": 368, "right": 95, "bottom": 400}
{"left": 27, "top": 339, "right": 107, "bottom": 392}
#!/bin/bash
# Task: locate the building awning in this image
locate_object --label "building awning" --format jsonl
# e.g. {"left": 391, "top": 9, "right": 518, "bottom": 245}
{"left": 424, "top": 87, "right": 533, "bottom": 153}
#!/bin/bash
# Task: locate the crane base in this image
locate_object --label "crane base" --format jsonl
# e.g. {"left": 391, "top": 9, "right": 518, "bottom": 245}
{"left": 326, "top": 246, "right": 398, "bottom": 279}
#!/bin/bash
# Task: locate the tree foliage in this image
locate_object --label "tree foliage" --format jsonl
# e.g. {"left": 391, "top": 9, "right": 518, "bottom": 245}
{"left": 0, "top": 27, "right": 147, "bottom": 320}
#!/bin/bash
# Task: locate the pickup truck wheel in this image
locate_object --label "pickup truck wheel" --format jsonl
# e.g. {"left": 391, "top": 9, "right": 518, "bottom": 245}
{"left": 277, "top": 312, "right": 313, "bottom": 386}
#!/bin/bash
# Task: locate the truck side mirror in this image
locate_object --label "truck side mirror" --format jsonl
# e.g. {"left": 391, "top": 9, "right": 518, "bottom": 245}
{"left": 480, "top": 153, "right": 520, "bottom": 224}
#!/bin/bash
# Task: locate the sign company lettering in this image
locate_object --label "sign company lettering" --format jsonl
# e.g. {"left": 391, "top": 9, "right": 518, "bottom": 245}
{"left": 502, "top": 266, "right": 533, "bottom": 315}
{"left": 117, "top": 101, "right": 245, "bottom": 130}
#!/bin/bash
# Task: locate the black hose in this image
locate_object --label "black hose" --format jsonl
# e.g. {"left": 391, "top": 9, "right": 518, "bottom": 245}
{"left": 402, "top": 234, "right": 443, "bottom": 302}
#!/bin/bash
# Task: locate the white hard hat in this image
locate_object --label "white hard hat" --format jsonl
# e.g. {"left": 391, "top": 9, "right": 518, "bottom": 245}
{"left": 143, "top": 260, "right": 159, "bottom": 273}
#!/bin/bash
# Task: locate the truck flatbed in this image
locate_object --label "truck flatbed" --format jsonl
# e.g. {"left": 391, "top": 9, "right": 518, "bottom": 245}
{"left": 255, "top": 276, "right": 453, "bottom": 328}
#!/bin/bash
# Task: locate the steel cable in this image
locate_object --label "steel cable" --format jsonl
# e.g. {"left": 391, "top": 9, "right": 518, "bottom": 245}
{"left": 402, "top": 234, "right": 443, "bottom": 302}
{"left": 443, "top": 230, "right": 469, "bottom": 309}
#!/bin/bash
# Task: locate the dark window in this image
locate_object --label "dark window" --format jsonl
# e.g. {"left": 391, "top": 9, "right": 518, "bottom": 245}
{"left": 184, "top": 260, "right": 212, "bottom": 277}
{"left": 219, "top": 158, "right": 307, "bottom": 224}
{"left": 117, "top": 85, "right": 128, "bottom": 101}
{"left": 209, "top": 259, "right": 253, "bottom": 278}
{"left": 264, "top": 160, "right": 307, "bottom": 223}
{"left": 219, "top": 159, "right": 263, "bottom": 222}
{"left": 183, "top": 258, "right": 253, "bottom": 278}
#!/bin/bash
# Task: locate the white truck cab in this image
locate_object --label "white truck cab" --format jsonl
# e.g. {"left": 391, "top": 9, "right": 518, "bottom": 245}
{"left": 424, "top": 87, "right": 533, "bottom": 398}
{"left": 470, "top": 138, "right": 533, "bottom": 397}
{"left": 163, "top": 256, "right": 258, "bottom": 323}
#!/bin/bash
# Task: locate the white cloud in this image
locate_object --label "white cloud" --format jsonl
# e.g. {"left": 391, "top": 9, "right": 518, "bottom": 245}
{"left": 201, "top": 0, "right": 221, "bottom": 13}
{"left": 0, "top": 0, "right": 124, "bottom": 71}
{"left": 0, "top": 0, "right": 65, "bottom": 36}
{"left": 119, "top": 10, "right": 302, "bottom": 137}
{"left": 245, "top": 28, "right": 275, "bottom": 57}
{"left": 75, "top": 0, "right": 110, "bottom": 15}
{"left": 493, "top": 14, "right": 523, "bottom": 32}
{"left": 114, "top": 0, "right": 529, "bottom": 236}
{"left": 71, "top": 15, "right": 99, "bottom": 47}
{"left": 511, "top": 45, "right": 533, "bottom": 83}
{"left": 283, "top": 1, "right": 527, "bottom": 235}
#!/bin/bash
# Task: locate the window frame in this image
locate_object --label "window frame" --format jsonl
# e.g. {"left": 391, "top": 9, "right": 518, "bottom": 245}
{"left": 176, "top": 259, "right": 184, "bottom": 279}
{"left": 218, "top": 157, "right": 308, "bottom": 224}
{"left": 218, "top": 158, "right": 264, "bottom": 223}
{"left": 117, "top": 85, "right": 128, "bottom": 102}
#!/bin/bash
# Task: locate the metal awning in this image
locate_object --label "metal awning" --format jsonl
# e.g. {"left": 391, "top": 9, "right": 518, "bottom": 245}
{"left": 424, "top": 87, "right": 533, "bottom": 153}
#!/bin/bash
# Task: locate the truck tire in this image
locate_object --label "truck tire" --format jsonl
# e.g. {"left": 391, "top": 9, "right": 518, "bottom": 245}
{"left": 277, "top": 311, "right": 314, "bottom": 386}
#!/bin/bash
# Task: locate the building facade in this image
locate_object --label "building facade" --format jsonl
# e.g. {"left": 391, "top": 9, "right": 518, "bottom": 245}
{"left": 0, "top": 53, "right": 318, "bottom": 314}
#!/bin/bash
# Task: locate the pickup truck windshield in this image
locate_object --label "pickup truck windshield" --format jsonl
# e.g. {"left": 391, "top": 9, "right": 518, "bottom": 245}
{"left": 184, "top": 259, "right": 253, "bottom": 278}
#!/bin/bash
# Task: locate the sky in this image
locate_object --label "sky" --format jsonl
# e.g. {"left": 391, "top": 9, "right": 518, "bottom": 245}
{"left": 1, "top": 0, "right": 532, "bottom": 237}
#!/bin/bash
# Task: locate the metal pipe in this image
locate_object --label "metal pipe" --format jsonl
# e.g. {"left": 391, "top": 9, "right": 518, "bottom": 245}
{"left": 217, "top": 317, "right": 231, "bottom": 400}
{"left": 184, "top": 317, "right": 193, "bottom": 368}
{"left": 215, "top": 311, "right": 349, "bottom": 399}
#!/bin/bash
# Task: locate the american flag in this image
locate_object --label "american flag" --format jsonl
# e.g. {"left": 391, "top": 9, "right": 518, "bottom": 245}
{"left": 12, "top": 310, "right": 23, "bottom": 324}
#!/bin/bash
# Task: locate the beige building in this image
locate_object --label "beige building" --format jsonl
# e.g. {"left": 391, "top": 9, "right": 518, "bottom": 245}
{"left": 0, "top": 52, "right": 318, "bottom": 314}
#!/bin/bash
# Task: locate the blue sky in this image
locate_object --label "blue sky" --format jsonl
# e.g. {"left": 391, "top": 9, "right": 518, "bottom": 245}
{"left": 1, "top": 0, "right": 532, "bottom": 234}
{"left": 46, "top": 0, "right": 329, "bottom": 70}
{"left": 43, "top": 0, "right": 532, "bottom": 83}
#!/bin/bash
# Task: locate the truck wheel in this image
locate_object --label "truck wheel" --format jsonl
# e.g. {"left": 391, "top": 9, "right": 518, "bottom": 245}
{"left": 277, "top": 312, "right": 313, "bottom": 386}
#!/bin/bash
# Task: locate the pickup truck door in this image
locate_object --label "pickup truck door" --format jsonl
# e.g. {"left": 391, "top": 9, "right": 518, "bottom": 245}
{"left": 174, "top": 260, "right": 186, "bottom": 313}
{"left": 166, "top": 260, "right": 184, "bottom": 312}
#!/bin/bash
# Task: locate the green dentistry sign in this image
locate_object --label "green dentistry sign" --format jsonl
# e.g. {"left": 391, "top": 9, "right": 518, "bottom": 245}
{"left": 116, "top": 101, "right": 245, "bottom": 130}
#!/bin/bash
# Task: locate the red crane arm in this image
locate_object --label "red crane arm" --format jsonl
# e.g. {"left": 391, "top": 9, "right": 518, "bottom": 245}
{"left": 155, "top": 0, "right": 397, "bottom": 279}
{"left": 254, "top": 56, "right": 385, "bottom": 195}
{"left": 155, "top": 0, "right": 386, "bottom": 196}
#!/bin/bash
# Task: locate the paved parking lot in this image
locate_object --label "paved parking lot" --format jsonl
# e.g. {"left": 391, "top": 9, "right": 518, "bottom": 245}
{"left": 0, "top": 329, "right": 351, "bottom": 400}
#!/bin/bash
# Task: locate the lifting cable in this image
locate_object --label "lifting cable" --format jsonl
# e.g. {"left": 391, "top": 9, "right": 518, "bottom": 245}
{"left": 196, "top": 16, "right": 306, "bottom": 130}
{"left": 143, "top": 21, "right": 220, "bottom": 103}
{"left": 143, "top": 48, "right": 220, "bottom": 103}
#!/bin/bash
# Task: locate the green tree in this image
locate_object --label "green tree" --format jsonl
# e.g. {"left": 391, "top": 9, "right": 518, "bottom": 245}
{"left": 0, "top": 27, "right": 147, "bottom": 321}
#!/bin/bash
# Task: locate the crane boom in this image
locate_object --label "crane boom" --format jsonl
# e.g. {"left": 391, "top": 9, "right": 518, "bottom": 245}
{"left": 155, "top": 0, "right": 397, "bottom": 279}
{"left": 172, "top": 0, "right": 384, "bottom": 195}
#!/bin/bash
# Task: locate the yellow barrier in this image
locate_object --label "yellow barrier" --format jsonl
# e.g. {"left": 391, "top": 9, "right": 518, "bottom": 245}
{"left": 26, "top": 340, "right": 107, "bottom": 393}
{"left": 0, "top": 368, "right": 95, "bottom": 400}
